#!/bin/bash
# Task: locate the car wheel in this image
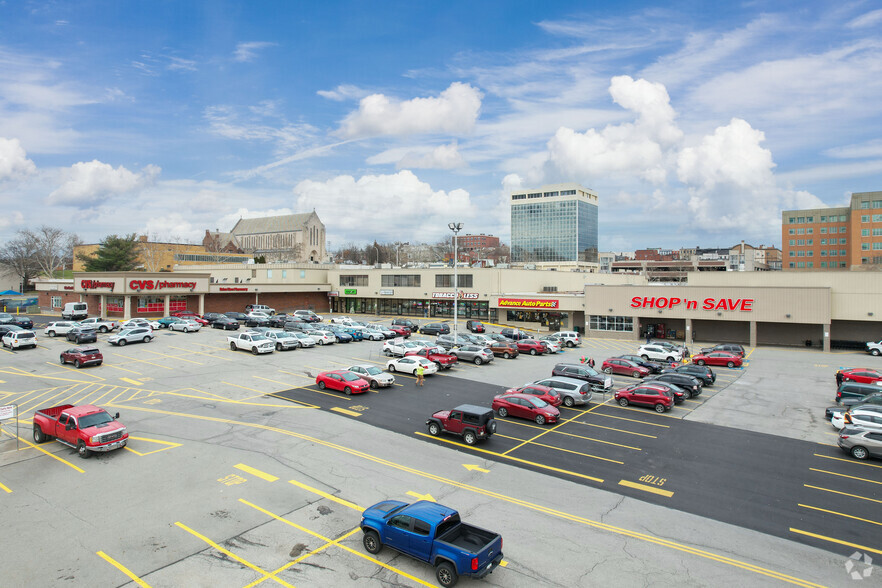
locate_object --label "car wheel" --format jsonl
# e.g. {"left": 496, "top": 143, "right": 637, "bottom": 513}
{"left": 276, "top": 343, "right": 283, "bottom": 351}
{"left": 317, "top": 339, "right": 324, "bottom": 345}
{"left": 681, "top": 389, "right": 691, "bottom": 399}
{"left": 343, "top": 386, "right": 352, "bottom": 395}
{"left": 618, "top": 398, "right": 629, "bottom": 407}
{"left": 363, "top": 529, "right": 382, "bottom": 554}
{"left": 388, "top": 365, "right": 397, "bottom": 372}
{"left": 727, "top": 361, "right": 735, "bottom": 368}
{"left": 118, "top": 339, "right": 127, "bottom": 346}
{"left": 566, "top": 341, "right": 574, "bottom": 348}
{"left": 48, "top": 331, "right": 55, "bottom": 337}
{"left": 428, "top": 422, "right": 441, "bottom": 436}
{"left": 633, "top": 371, "right": 642, "bottom": 378}
{"left": 144, "top": 336, "right": 152, "bottom": 343}
{"left": 503, "top": 352, "right": 511, "bottom": 359}
{"left": 563, "top": 396, "right": 575, "bottom": 407}
{"left": 318, "top": 381, "right": 326, "bottom": 389}
{"left": 33, "top": 425, "right": 46, "bottom": 443}
{"left": 851, "top": 446, "right": 869, "bottom": 460}
{"left": 641, "top": 354, "right": 650, "bottom": 361}
{"left": 368, "top": 380, "right": 378, "bottom": 390}
{"left": 873, "top": 349, "right": 881, "bottom": 356}
{"left": 251, "top": 347, "right": 259, "bottom": 355}
{"left": 463, "top": 430, "right": 477, "bottom": 445}
{"left": 535, "top": 414, "right": 546, "bottom": 425}
{"left": 59, "top": 355, "right": 65, "bottom": 365}
{"left": 473, "top": 357, "right": 482, "bottom": 365}
{"left": 497, "top": 407, "right": 508, "bottom": 417}
{"left": 697, "top": 359, "right": 706, "bottom": 366}
{"left": 530, "top": 349, "right": 537, "bottom": 356}
{"left": 74, "top": 360, "right": 81, "bottom": 369}
{"left": 412, "top": 369, "right": 419, "bottom": 376}
{"left": 436, "top": 561, "right": 458, "bottom": 588}
{"left": 77, "top": 441, "right": 91, "bottom": 459}
{"left": 655, "top": 403, "right": 666, "bottom": 413}
{"left": 603, "top": 367, "right": 613, "bottom": 374}
{"left": 99, "top": 326, "right": 108, "bottom": 333}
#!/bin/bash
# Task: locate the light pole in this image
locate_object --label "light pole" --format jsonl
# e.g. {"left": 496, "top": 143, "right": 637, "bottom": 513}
{"left": 448, "top": 222, "right": 463, "bottom": 339}
{"left": 396, "top": 241, "right": 409, "bottom": 267}
{"left": 374, "top": 245, "right": 380, "bottom": 268}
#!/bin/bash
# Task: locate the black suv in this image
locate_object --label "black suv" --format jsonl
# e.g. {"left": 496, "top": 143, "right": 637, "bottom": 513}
{"left": 617, "top": 354, "right": 664, "bottom": 373}
{"left": 700, "top": 343, "right": 745, "bottom": 357}
{"left": 551, "top": 363, "right": 613, "bottom": 392}
{"left": 66, "top": 325, "right": 98, "bottom": 344}
{"left": 392, "top": 318, "right": 419, "bottom": 332}
{"left": 645, "top": 372, "right": 703, "bottom": 398}
{"left": 225, "top": 311, "right": 248, "bottom": 321}
{"left": 419, "top": 322, "right": 450, "bottom": 336}
{"left": 500, "top": 328, "right": 530, "bottom": 341}
{"left": 663, "top": 364, "right": 716, "bottom": 386}
{"left": 426, "top": 404, "right": 497, "bottom": 445}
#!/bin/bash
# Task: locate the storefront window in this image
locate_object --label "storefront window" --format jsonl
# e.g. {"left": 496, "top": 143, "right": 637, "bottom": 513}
{"left": 106, "top": 296, "right": 125, "bottom": 313}
{"left": 589, "top": 315, "right": 634, "bottom": 332}
{"left": 505, "top": 310, "right": 566, "bottom": 329}
{"left": 51, "top": 296, "right": 61, "bottom": 308}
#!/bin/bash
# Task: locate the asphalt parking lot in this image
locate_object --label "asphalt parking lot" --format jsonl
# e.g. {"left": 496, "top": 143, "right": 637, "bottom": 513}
{"left": 0, "top": 314, "right": 879, "bottom": 587}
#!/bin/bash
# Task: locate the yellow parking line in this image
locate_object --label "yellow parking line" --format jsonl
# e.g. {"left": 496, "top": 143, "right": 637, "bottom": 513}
{"left": 234, "top": 463, "right": 279, "bottom": 482}
{"left": 798, "top": 503, "right": 882, "bottom": 527}
{"left": 170, "top": 346, "right": 233, "bottom": 361}
{"left": 96, "top": 551, "right": 151, "bottom": 587}
{"left": 495, "top": 418, "right": 641, "bottom": 450}
{"left": 287, "top": 480, "right": 362, "bottom": 510}
{"left": 809, "top": 467, "right": 882, "bottom": 486}
{"left": 113, "top": 354, "right": 173, "bottom": 370}
{"left": 331, "top": 407, "right": 362, "bottom": 417}
{"left": 619, "top": 479, "right": 674, "bottom": 497}
{"left": 0, "top": 480, "right": 11, "bottom": 493}
{"left": 15, "top": 435, "right": 85, "bottom": 473}
{"left": 569, "top": 420, "right": 658, "bottom": 438}
{"left": 586, "top": 410, "right": 671, "bottom": 428}
{"left": 140, "top": 348, "right": 204, "bottom": 365}
{"left": 221, "top": 381, "right": 267, "bottom": 394}
{"left": 47, "top": 362, "right": 107, "bottom": 381}
{"left": 804, "top": 484, "right": 882, "bottom": 504}
{"left": 812, "top": 453, "right": 882, "bottom": 470}
{"left": 99, "top": 363, "right": 143, "bottom": 375}
{"left": 789, "top": 528, "right": 882, "bottom": 556}
{"left": 276, "top": 370, "right": 313, "bottom": 380}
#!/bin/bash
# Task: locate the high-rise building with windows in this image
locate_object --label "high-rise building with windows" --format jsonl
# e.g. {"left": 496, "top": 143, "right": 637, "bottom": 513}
{"left": 510, "top": 183, "right": 598, "bottom": 264}
{"left": 781, "top": 191, "right": 882, "bottom": 270}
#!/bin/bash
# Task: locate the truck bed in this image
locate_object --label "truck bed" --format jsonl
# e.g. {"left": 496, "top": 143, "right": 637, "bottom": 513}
{"left": 437, "top": 522, "right": 498, "bottom": 552}
{"left": 35, "top": 404, "right": 74, "bottom": 419}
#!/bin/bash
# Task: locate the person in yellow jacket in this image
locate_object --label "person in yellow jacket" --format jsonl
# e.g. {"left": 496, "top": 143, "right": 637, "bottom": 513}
{"left": 416, "top": 363, "right": 425, "bottom": 386}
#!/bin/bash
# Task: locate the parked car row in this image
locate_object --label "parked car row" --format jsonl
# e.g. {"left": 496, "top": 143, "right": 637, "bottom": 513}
{"left": 828, "top": 366, "right": 882, "bottom": 460}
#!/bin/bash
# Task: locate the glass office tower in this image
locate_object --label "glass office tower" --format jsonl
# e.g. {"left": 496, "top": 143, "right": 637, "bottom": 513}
{"left": 510, "top": 183, "right": 599, "bottom": 263}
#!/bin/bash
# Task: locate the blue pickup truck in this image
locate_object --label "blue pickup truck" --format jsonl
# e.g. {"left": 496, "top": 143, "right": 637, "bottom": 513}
{"left": 360, "top": 500, "right": 503, "bottom": 587}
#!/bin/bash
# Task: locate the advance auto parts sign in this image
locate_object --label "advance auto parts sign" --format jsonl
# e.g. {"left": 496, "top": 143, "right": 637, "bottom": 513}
{"left": 498, "top": 298, "right": 559, "bottom": 309}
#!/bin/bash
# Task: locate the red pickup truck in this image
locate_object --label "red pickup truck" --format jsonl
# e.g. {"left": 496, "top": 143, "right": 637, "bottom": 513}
{"left": 406, "top": 346, "right": 458, "bottom": 369}
{"left": 33, "top": 404, "right": 128, "bottom": 458}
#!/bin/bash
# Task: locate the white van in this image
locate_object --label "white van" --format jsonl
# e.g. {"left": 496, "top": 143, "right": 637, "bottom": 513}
{"left": 61, "top": 302, "right": 88, "bottom": 320}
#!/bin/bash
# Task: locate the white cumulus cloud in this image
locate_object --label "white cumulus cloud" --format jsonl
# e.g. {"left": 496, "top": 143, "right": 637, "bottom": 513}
{"left": 396, "top": 142, "right": 466, "bottom": 169}
{"left": 48, "top": 160, "right": 160, "bottom": 207}
{"left": 0, "top": 137, "right": 36, "bottom": 181}
{"left": 337, "top": 82, "right": 483, "bottom": 139}
{"left": 317, "top": 84, "right": 369, "bottom": 102}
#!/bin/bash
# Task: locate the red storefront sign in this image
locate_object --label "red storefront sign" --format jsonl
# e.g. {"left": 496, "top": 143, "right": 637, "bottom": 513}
{"left": 629, "top": 296, "right": 754, "bottom": 311}
{"left": 81, "top": 279, "right": 115, "bottom": 291}
{"left": 498, "top": 298, "right": 559, "bottom": 309}
{"left": 129, "top": 279, "right": 198, "bottom": 291}
{"left": 219, "top": 287, "right": 248, "bottom": 292}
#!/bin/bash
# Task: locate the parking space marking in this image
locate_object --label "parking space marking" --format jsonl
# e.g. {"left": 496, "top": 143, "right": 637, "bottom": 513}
{"left": 0, "top": 479, "right": 11, "bottom": 493}
{"left": 119, "top": 377, "right": 142, "bottom": 387}
{"left": 331, "top": 407, "right": 362, "bottom": 417}
{"left": 804, "top": 484, "right": 882, "bottom": 504}
{"left": 569, "top": 419, "right": 658, "bottom": 438}
{"left": 287, "top": 479, "right": 362, "bottom": 511}
{"left": 239, "top": 499, "right": 437, "bottom": 588}
{"left": 113, "top": 354, "right": 174, "bottom": 370}
{"left": 798, "top": 503, "right": 882, "bottom": 527}
{"left": 96, "top": 550, "right": 151, "bottom": 588}
{"left": 584, "top": 409, "right": 671, "bottom": 428}
{"left": 99, "top": 363, "right": 144, "bottom": 375}
{"left": 4, "top": 387, "right": 58, "bottom": 410}
{"left": 494, "top": 419, "right": 642, "bottom": 451}
{"left": 174, "top": 521, "right": 296, "bottom": 588}
{"left": 140, "top": 348, "right": 204, "bottom": 365}
{"left": 809, "top": 468, "right": 882, "bottom": 486}
{"left": 812, "top": 453, "right": 882, "bottom": 470}
{"left": 18, "top": 384, "right": 83, "bottom": 413}
{"left": 14, "top": 434, "right": 85, "bottom": 473}
{"left": 47, "top": 362, "right": 107, "bottom": 380}
{"left": 619, "top": 479, "right": 674, "bottom": 498}
{"left": 73, "top": 383, "right": 103, "bottom": 405}
{"left": 125, "top": 436, "right": 182, "bottom": 456}
{"left": 502, "top": 401, "right": 609, "bottom": 457}
{"left": 234, "top": 463, "right": 279, "bottom": 482}
{"left": 170, "top": 345, "right": 234, "bottom": 361}
{"left": 606, "top": 403, "right": 682, "bottom": 419}
{"left": 789, "top": 528, "right": 882, "bottom": 556}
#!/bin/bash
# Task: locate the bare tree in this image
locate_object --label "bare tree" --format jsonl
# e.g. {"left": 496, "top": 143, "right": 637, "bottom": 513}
{"left": 0, "top": 233, "right": 41, "bottom": 291}
{"left": 16, "top": 226, "right": 81, "bottom": 278}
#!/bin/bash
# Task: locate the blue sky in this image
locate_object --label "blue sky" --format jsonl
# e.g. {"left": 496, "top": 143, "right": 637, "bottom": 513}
{"left": 1, "top": 1, "right": 881, "bottom": 253}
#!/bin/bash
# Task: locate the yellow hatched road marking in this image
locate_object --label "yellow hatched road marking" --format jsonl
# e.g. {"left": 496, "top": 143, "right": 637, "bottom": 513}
{"left": 234, "top": 463, "right": 279, "bottom": 482}
{"left": 140, "top": 348, "right": 204, "bottom": 365}
{"left": 798, "top": 503, "right": 882, "bottom": 527}
{"left": 73, "top": 383, "right": 103, "bottom": 405}
{"left": 48, "top": 362, "right": 106, "bottom": 381}
{"left": 96, "top": 551, "right": 151, "bottom": 587}
{"left": 809, "top": 467, "right": 882, "bottom": 486}
{"left": 99, "top": 363, "right": 143, "bottom": 375}
{"left": 124, "top": 436, "right": 182, "bottom": 456}
{"left": 19, "top": 384, "right": 81, "bottom": 413}
{"left": 619, "top": 479, "right": 674, "bottom": 497}
{"left": 331, "top": 407, "right": 362, "bottom": 417}
{"left": 120, "top": 377, "right": 143, "bottom": 386}
{"left": 287, "top": 480, "right": 362, "bottom": 510}
{"left": 789, "top": 528, "right": 882, "bottom": 556}
{"left": 15, "top": 435, "right": 85, "bottom": 473}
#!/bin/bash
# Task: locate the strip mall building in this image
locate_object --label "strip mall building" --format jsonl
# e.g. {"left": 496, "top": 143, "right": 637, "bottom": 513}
{"left": 35, "top": 265, "right": 881, "bottom": 351}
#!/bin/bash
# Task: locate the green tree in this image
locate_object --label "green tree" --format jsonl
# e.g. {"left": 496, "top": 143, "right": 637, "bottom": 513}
{"left": 77, "top": 233, "right": 142, "bottom": 271}
{"left": 253, "top": 255, "right": 266, "bottom": 264}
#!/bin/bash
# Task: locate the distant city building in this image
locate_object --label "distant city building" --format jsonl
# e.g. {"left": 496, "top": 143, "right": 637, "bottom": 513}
{"left": 598, "top": 251, "right": 635, "bottom": 273}
{"left": 456, "top": 233, "right": 500, "bottom": 251}
{"left": 73, "top": 237, "right": 252, "bottom": 272}
{"left": 510, "top": 183, "right": 598, "bottom": 265}
{"left": 728, "top": 242, "right": 782, "bottom": 271}
{"left": 202, "top": 230, "right": 243, "bottom": 253}
{"left": 230, "top": 211, "right": 326, "bottom": 263}
{"left": 782, "top": 191, "right": 882, "bottom": 270}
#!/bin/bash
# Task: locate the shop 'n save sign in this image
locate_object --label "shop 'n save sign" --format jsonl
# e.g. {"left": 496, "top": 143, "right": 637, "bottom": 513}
{"left": 630, "top": 296, "right": 754, "bottom": 311}
{"left": 129, "top": 279, "right": 198, "bottom": 291}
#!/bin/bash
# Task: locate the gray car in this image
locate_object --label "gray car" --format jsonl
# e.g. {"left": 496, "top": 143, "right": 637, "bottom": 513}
{"left": 838, "top": 427, "right": 882, "bottom": 460}
{"left": 347, "top": 364, "right": 395, "bottom": 389}
{"left": 263, "top": 330, "right": 300, "bottom": 350}
{"left": 108, "top": 327, "right": 153, "bottom": 346}
{"left": 450, "top": 345, "right": 494, "bottom": 365}
{"left": 531, "top": 376, "right": 594, "bottom": 407}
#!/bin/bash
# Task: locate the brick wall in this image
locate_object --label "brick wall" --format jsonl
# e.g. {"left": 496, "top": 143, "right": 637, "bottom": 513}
{"left": 203, "top": 292, "right": 329, "bottom": 314}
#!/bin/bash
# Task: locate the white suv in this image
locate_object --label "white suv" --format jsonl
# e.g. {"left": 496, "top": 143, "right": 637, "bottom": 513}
{"left": 638, "top": 344, "right": 683, "bottom": 363}
{"left": 246, "top": 304, "right": 275, "bottom": 315}
{"left": 549, "top": 331, "right": 581, "bottom": 348}
{"left": 2, "top": 330, "right": 37, "bottom": 349}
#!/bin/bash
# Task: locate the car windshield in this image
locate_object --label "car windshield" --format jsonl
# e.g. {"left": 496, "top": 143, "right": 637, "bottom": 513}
{"left": 4, "top": 325, "right": 23, "bottom": 332}
{"left": 342, "top": 372, "right": 361, "bottom": 382}
{"left": 78, "top": 411, "right": 114, "bottom": 428}
{"left": 117, "top": 330, "right": 134, "bottom": 336}
{"left": 365, "top": 366, "right": 382, "bottom": 375}
{"left": 525, "top": 397, "right": 548, "bottom": 408}
{"left": 250, "top": 334, "right": 267, "bottom": 341}
{"left": 81, "top": 349, "right": 100, "bottom": 355}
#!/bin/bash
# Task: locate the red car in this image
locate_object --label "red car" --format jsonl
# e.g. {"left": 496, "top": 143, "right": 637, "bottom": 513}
{"left": 404, "top": 346, "right": 458, "bottom": 369}
{"left": 516, "top": 339, "right": 545, "bottom": 356}
{"left": 172, "top": 310, "right": 209, "bottom": 325}
{"left": 387, "top": 324, "right": 412, "bottom": 338}
{"left": 504, "top": 384, "right": 562, "bottom": 407}
{"left": 615, "top": 383, "right": 674, "bottom": 413}
{"left": 602, "top": 358, "right": 650, "bottom": 378}
{"left": 60, "top": 346, "right": 103, "bottom": 368}
{"left": 315, "top": 370, "right": 370, "bottom": 395}
{"left": 691, "top": 352, "right": 743, "bottom": 368}
{"left": 492, "top": 393, "right": 559, "bottom": 424}
{"left": 839, "top": 368, "right": 882, "bottom": 385}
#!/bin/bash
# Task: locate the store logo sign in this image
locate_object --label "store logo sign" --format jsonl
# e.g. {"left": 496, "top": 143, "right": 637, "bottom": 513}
{"left": 630, "top": 296, "right": 753, "bottom": 311}
{"left": 344, "top": 288, "right": 357, "bottom": 295}
{"left": 81, "top": 279, "right": 115, "bottom": 291}
{"left": 379, "top": 289, "right": 394, "bottom": 295}
{"left": 432, "top": 291, "right": 479, "bottom": 299}
{"left": 498, "top": 298, "right": 559, "bottom": 308}
{"left": 129, "top": 279, "right": 198, "bottom": 291}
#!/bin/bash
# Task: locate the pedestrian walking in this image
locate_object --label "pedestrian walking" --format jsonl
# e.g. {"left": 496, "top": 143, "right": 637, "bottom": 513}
{"left": 835, "top": 370, "right": 843, "bottom": 387}
{"left": 645, "top": 331, "right": 652, "bottom": 344}
{"left": 588, "top": 357, "right": 595, "bottom": 368}
{"left": 416, "top": 363, "right": 425, "bottom": 386}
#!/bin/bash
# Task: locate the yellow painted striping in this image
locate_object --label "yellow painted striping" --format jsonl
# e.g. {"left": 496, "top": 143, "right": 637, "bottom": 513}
{"left": 170, "top": 345, "right": 233, "bottom": 361}
{"left": 96, "top": 551, "right": 152, "bottom": 588}
{"left": 124, "top": 436, "right": 182, "bottom": 456}
{"left": 72, "top": 383, "right": 102, "bottom": 405}
{"left": 331, "top": 407, "right": 362, "bottom": 417}
{"left": 235, "top": 463, "right": 279, "bottom": 482}
{"left": 110, "top": 404, "right": 822, "bottom": 588}
{"left": 415, "top": 432, "right": 606, "bottom": 482}
{"left": 239, "top": 499, "right": 436, "bottom": 588}
{"left": 48, "top": 361, "right": 107, "bottom": 381}
{"left": 9, "top": 388, "right": 59, "bottom": 411}
{"left": 611, "top": 403, "right": 681, "bottom": 419}
{"left": 798, "top": 503, "right": 882, "bottom": 527}
{"left": 503, "top": 402, "right": 602, "bottom": 456}
{"left": 276, "top": 370, "right": 314, "bottom": 380}
{"left": 287, "top": 480, "right": 362, "bottom": 511}
{"left": 120, "top": 377, "right": 143, "bottom": 386}
{"left": 812, "top": 453, "right": 882, "bottom": 470}
{"left": 809, "top": 467, "right": 882, "bottom": 486}
{"left": 619, "top": 479, "right": 674, "bottom": 497}
{"left": 113, "top": 354, "right": 173, "bottom": 370}
{"left": 804, "top": 484, "right": 882, "bottom": 504}
{"left": 584, "top": 410, "right": 670, "bottom": 428}
{"left": 140, "top": 348, "right": 204, "bottom": 365}
{"left": 15, "top": 435, "right": 85, "bottom": 473}
{"left": 0, "top": 479, "right": 11, "bottom": 493}
{"left": 569, "top": 420, "right": 658, "bottom": 438}
{"left": 99, "top": 363, "right": 143, "bottom": 375}
{"left": 90, "top": 386, "right": 117, "bottom": 406}
{"left": 174, "top": 521, "right": 295, "bottom": 588}
{"left": 19, "top": 384, "right": 81, "bottom": 413}
{"left": 789, "top": 528, "right": 882, "bottom": 556}
{"left": 222, "top": 380, "right": 268, "bottom": 393}
{"left": 513, "top": 438, "right": 624, "bottom": 464}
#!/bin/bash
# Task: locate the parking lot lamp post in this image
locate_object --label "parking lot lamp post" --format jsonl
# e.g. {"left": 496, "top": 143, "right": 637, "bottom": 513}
{"left": 448, "top": 222, "right": 463, "bottom": 339}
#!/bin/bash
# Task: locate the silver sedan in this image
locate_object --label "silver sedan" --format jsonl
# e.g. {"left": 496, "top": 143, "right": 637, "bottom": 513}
{"left": 450, "top": 345, "right": 494, "bottom": 365}
{"left": 347, "top": 364, "right": 396, "bottom": 389}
